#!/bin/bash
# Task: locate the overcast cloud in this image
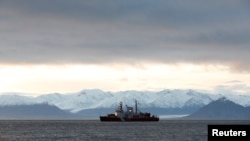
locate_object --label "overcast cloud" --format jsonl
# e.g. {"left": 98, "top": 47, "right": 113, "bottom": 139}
{"left": 0, "top": 0, "right": 250, "bottom": 71}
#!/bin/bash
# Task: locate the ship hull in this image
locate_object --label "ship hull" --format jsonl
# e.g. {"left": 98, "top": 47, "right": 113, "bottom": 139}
{"left": 99, "top": 116, "right": 122, "bottom": 122}
{"left": 124, "top": 117, "right": 159, "bottom": 122}
{"left": 100, "top": 116, "right": 159, "bottom": 122}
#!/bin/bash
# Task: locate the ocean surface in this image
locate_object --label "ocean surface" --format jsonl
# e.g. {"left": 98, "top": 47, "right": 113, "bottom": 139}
{"left": 0, "top": 120, "right": 249, "bottom": 141}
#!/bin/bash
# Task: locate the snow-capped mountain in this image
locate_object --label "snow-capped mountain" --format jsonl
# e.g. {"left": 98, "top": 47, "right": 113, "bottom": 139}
{"left": 0, "top": 89, "right": 249, "bottom": 114}
{"left": 37, "top": 89, "right": 114, "bottom": 113}
{"left": 0, "top": 94, "right": 40, "bottom": 106}
{"left": 185, "top": 97, "right": 250, "bottom": 119}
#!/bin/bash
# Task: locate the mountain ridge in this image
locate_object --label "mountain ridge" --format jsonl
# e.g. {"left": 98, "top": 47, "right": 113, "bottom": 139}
{"left": 1, "top": 89, "right": 249, "bottom": 113}
{"left": 0, "top": 89, "right": 250, "bottom": 119}
{"left": 184, "top": 97, "right": 250, "bottom": 120}
{"left": 0, "top": 103, "right": 77, "bottom": 119}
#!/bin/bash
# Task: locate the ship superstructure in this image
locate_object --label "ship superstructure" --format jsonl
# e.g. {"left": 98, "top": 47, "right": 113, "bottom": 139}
{"left": 100, "top": 100, "right": 159, "bottom": 122}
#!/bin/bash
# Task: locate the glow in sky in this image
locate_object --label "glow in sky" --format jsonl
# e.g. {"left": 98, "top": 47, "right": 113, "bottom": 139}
{"left": 0, "top": 0, "right": 250, "bottom": 95}
{"left": 0, "top": 63, "right": 250, "bottom": 95}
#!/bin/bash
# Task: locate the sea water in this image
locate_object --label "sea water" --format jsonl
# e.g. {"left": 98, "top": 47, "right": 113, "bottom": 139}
{"left": 0, "top": 120, "right": 249, "bottom": 141}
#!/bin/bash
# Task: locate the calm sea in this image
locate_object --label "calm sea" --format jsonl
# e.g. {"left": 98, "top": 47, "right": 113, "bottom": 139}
{"left": 0, "top": 120, "right": 249, "bottom": 141}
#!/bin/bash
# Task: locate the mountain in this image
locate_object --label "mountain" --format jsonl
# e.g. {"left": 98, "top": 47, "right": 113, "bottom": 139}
{"left": 0, "top": 94, "right": 39, "bottom": 106}
{"left": 185, "top": 97, "right": 250, "bottom": 120}
{"left": 0, "top": 103, "right": 77, "bottom": 119}
{"left": 0, "top": 89, "right": 250, "bottom": 119}
{"left": 36, "top": 89, "right": 223, "bottom": 116}
{"left": 37, "top": 89, "right": 114, "bottom": 113}
{"left": 37, "top": 89, "right": 250, "bottom": 113}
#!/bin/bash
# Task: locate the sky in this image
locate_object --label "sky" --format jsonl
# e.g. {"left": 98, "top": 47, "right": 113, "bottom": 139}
{"left": 0, "top": 0, "right": 250, "bottom": 95}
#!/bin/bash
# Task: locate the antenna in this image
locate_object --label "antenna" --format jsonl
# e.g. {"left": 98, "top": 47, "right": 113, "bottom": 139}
{"left": 135, "top": 100, "right": 138, "bottom": 114}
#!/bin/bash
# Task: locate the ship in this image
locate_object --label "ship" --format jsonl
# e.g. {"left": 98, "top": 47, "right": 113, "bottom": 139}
{"left": 100, "top": 100, "right": 159, "bottom": 122}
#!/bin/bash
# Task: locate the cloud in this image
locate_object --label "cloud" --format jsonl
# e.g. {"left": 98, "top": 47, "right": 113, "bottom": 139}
{"left": 226, "top": 80, "right": 243, "bottom": 84}
{"left": 0, "top": 0, "right": 250, "bottom": 71}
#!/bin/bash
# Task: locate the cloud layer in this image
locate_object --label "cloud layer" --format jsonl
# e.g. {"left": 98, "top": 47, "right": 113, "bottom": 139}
{"left": 1, "top": 0, "right": 250, "bottom": 71}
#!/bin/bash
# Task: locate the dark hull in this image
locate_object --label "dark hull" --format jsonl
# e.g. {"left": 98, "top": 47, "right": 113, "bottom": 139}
{"left": 100, "top": 116, "right": 159, "bottom": 122}
{"left": 100, "top": 116, "right": 122, "bottom": 122}
{"left": 124, "top": 117, "right": 159, "bottom": 122}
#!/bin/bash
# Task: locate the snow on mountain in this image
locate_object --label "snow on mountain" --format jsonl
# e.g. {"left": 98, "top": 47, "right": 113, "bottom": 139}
{"left": 151, "top": 90, "right": 191, "bottom": 108}
{"left": 185, "top": 97, "right": 250, "bottom": 120}
{"left": 149, "top": 90, "right": 220, "bottom": 108}
{"left": 0, "top": 89, "right": 250, "bottom": 113}
{"left": 37, "top": 89, "right": 113, "bottom": 113}
{"left": 220, "top": 93, "right": 250, "bottom": 107}
{"left": 0, "top": 94, "right": 41, "bottom": 106}
{"left": 183, "top": 90, "right": 220, "bottom": 107}
{"left": 94, "top": 90, "right": 156, "bottom": 109}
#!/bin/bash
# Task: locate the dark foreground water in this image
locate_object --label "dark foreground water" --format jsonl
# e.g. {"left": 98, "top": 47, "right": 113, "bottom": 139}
{"left": 0, "top": 120, "right": 249, "bottom": 141}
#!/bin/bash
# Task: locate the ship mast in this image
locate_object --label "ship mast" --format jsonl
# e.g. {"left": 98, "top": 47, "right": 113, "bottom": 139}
{"left": 118, "top": 101, "right": 123, "bottom": 112}
{"left": 135, "top": 100, "right": 138, "bottom": 114}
